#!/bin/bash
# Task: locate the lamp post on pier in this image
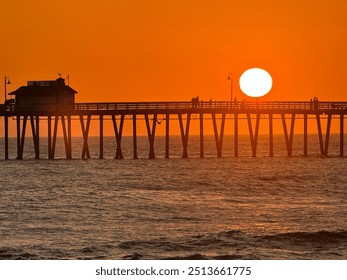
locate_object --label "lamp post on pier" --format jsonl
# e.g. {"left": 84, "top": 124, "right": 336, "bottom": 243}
{"left": 227, "top": 73, "right": 233, "bottom": 102}
{"left": 4, "top": 76, "right": 11, "bottom": 103}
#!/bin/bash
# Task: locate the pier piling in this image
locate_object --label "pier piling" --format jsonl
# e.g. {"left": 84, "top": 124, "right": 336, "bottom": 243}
{"left": 99, "top": 115, "right": 104, "bottom": 159}
{"left": 199, "top": 113, "right": 204, "bottom": 158}
{"left": 340, "top": 113, "right": 344, "bottom": 156}
{"left": 4, "top": 116, "right": 8, "bottom": 160}
{"left": 269, "top": 113, "right": 274, "bottom": 157}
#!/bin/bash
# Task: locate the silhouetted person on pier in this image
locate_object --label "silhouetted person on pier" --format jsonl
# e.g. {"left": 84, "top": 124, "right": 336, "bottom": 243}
{"left": 310, "top": 98, "right": 313, "bottom": 110}
{"left": 313, "top": 97, "right": 319, "bottom": 110}
{"left": 191, "top": 96, "right": 200, "bottom": 108}
{"left": 209, "top": 98, "right": 212, "bottom": 107}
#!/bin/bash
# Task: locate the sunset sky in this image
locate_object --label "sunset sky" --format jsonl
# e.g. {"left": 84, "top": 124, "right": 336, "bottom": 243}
{"left": 2, "top": 0, "right": 347, "bottom": 103}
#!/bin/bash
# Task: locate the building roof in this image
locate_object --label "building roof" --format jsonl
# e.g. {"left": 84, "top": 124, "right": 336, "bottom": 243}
{"left": 9, "top": 78, "right": 77, "bottom": 96}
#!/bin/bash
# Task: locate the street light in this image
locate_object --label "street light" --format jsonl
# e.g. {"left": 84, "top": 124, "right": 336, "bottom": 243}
{"left": 227, "top": 73, "right": 233, "bottom": 102}
{"left": 4, "top": 75, "right": 11, "bottom": 103}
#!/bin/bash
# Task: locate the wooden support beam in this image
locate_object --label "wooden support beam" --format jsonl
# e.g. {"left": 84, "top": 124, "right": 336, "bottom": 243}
{"left": 200, "top": 113, "right": 204, "bottom": 158}
{"left": 341, "top": 114, "right": 345, "bottom": 156}
{"left": 112, "top": 114, "right": 125, "bottom": 159}
{"left": 16, "top": 116, "right": 21, "bottom": 159}
{"left": 289, "top": 113, "right": 295, "bottom": 156}
{"left": 281, "top": 114, "right": 289, "bottom": 153}
{"left": 20, "top": 116, "right": 28, "bottom": 160}
{"left": 269, "top": 113, "right": 273, "bottom": 157}
{"left": 323, "top": 114, "right": 332, "bottom": 156}
{"left": 234, "top": 113, "right": 238, "bottom": 157}
{"left": 67, "top": 115, "right": 72, "bottom": 159}
{"left": 304, "top": 114, "right": 308, "bottom": 156}
{"left": 212, "top": 113, "right": 226, "bottom": 157}
{"left": 316, "top": 114, "right": 324, "bottom": 156}
{"left": 61, "top": 115, "right": 70, "bottom": 159}
{"left": 31, "top": 117, "right": 36, "bottom": 157}
{"left": 178, "top": 113, "right": 191, "bottom": 158}
{"left": 48, "top": 116, "right": 52, "bottom": 159}
{"left": 17, "top": 116, "right": 28, "bottom": 160}
{"left": 30, "top": 116, "right": 40, "bottom": 159}
{"left": 99, "top": 115, "right": 104, "bottom": 159}
{"left": 4, "top": 116, "right": 9, "bottom": 160}
{"left": 247, "top": 113, "right": 260, "bottom": 157}
{"left": 80, "top": 115, "right": 91, "bottom": 159}
{"left": 133, "top": 114, "right": 138, "bottom": 159}
{"left": 145, "top": 114, "right": 157, "bottom": 159}
{"left": 36, "top": 116, "right": 40, "bottom": 159}
{"left": 247, "top": 114, "right": 254, "bottom": 156}
{"left": 165, "top": 113, "right": 169, "bottom": 158}
{"left": 50, "top": 116, "right": 59, "bottom": 159}
{"left": 281, "top": 113, "right": 295, "bottom": 156}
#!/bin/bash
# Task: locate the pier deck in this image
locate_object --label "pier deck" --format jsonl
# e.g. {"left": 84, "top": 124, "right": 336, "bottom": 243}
{"left": 1, "top": 101, "right": 347, "bottom": 159}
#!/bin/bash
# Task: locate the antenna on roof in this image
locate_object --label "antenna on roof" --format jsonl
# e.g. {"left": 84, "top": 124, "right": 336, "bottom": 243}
{"left": 58, "top": 73, "right": 62, "bottom": 78}
{"left": 66, "top": 74, "right": 70, "bottom": 86}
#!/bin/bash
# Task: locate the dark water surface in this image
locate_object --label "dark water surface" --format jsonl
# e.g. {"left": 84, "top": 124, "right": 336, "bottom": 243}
{"left": 0, "top": 136, "right": 346, "bottom": 259}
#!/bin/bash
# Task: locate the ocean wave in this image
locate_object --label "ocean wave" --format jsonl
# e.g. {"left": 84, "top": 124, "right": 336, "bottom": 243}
{"left": 118, "top": 230, "right": 347, "bottom": 260}
{"left": 2, "top": 230, "right": 346, "bottom": 259}
{"left": 257, "top": 230, "right": 347, "bottom": 244}
{"left": 0, "top": 248, "right": 39, "bottom": 260}
{"left": 118, "top": 239, "right": 193, "bottom": 252}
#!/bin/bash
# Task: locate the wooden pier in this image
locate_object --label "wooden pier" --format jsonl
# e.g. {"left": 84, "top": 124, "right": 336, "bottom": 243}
{"left": 1, "top": 100, "right": 347, "bottom": 159}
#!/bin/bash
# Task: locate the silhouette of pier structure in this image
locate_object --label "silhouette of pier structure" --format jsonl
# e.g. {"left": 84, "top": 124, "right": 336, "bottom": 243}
{"left": 1, "top": 78, "right": 347, "bottom": 159}
{"left": 1, "top": 100, "right": 347, "bottom": 160}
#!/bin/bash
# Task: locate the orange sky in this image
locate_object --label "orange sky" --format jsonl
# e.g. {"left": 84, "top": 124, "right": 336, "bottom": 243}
{"left": 1, "top": 0, "right": 347, "bottom": 138}
{"left": 1, "top": 0, "right": 347, "bottom": 103}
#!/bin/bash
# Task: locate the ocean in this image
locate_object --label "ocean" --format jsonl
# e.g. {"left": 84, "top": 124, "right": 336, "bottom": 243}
{"left": 0, "top": 135, "right": 346, "bottom": 260}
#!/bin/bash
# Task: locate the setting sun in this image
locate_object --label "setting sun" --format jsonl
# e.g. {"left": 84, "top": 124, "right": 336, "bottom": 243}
{"left": 239, "top": 68, "right": 272, "bottom": 98}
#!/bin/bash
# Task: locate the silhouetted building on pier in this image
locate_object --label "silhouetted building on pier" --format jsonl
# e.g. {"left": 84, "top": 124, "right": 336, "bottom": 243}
{"left": 9, "top": 77, "right": 77, "bottom": 112}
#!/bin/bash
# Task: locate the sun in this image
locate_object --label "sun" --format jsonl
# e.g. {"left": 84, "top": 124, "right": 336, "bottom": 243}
{"left": 239, "top": 68, "right": 272, "bottom": 97}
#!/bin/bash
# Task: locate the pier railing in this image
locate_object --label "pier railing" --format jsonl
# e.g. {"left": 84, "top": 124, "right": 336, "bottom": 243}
{"left": 73, "top": 101, "right": 347, "bottom": 112}
{"left": 2, "top": 101, "right": 347, "bottom": 114}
